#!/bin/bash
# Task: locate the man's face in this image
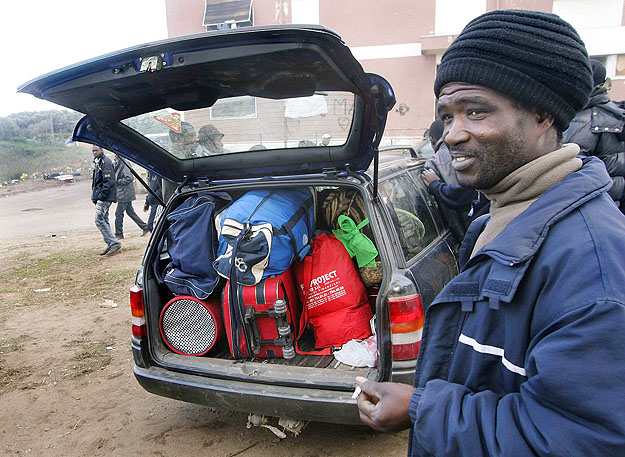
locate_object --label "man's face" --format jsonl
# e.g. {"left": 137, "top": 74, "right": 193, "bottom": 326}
{"left": 437, "top": 83, "right": 542, "bottom": 189}
{"left": 92, "top": 146, "right": 103, "bottom": 158}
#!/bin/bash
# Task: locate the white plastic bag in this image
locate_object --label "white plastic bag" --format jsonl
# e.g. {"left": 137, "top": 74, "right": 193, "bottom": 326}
{"left": 333, "top": 335, "right": 377, "bottom": 367}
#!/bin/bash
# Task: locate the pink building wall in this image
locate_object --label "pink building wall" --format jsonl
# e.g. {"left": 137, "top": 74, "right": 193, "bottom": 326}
{"left": 320, "top": 0, "right": 434, "bottom": 47}
{"left": 165, "top": 0, "right": 206, "bottom": 36}
{"left": 165, "top": 0, "right": 625, "bottom": 141}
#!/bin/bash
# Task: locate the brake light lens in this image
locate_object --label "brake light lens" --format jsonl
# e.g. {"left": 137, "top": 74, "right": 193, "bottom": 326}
{"left": 389, "top": 293, "right": 424, "bottom": 360}
{"left": 130, "top": 285, "right": 146, "bottom": 338}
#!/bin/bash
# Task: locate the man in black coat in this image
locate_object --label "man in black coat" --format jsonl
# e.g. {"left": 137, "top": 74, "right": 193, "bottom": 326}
{"left": 564, "top": 59, "right": 625, "bottom": 212}
{"left": 91, "top": 146, "right": 121, "bottom": 256}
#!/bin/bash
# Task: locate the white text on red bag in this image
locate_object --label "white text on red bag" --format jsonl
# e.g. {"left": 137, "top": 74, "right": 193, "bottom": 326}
{"left": 294, "top": 233, "right": 372, "bottom": 349}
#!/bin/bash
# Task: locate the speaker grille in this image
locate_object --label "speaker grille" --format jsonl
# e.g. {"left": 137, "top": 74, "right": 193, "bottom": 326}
{"left": 161, "top": 297, "right": 217, "bottom": 355}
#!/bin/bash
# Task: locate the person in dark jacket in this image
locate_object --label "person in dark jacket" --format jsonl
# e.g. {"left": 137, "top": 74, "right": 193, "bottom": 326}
{"left": 422, "top": 119, "right": 489, "bottom": 239}
{"left": 425, "top": 119, "right": 459, "bottom": 186}
{"left": 91, "top": 146, "right": 121, "bottom": 256}
{"left": 113, "top": 156, "right": 149, "bottom": 239}
{"left": 143, "top": 171, "right": 162, "bottom": 232}
{"left": 421, "top": 168, "right": 488, "bottom": 220}
{"left": 356, "top": 10, "right": 625, "bottom": 457}
{"left": 564, "top": 59, "right": 625, "bottom": 212}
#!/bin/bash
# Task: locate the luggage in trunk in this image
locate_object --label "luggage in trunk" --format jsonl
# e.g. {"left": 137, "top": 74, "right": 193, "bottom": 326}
{"left": 161, "top": 192, "right": 232, "bottom": 299}
{"left": 214, "top": 189, "right": 315, "bottom": 286}
{"left": 222, "top": 268, "right": 302, "bottom": 359}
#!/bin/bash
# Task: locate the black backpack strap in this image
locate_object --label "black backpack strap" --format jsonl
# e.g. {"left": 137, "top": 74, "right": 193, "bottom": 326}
{"left": 228, "top": 191, "right": 275, "bottom": 358}
{"left": 228, "top": 224, "right": 252, "bottom": 358}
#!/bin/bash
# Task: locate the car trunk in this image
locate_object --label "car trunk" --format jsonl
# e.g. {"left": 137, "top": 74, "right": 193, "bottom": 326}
{"left": 18, "top": 25, "right": 397, "bottom": 391}
{"left": 140, "top": 179, "right": 388, "bottom": 390}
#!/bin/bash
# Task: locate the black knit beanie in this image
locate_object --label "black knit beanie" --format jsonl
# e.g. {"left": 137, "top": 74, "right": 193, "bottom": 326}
{"left": 434, "top": 9, "right": 593, "bottom": 131}
{"left": 590, "top": 59, "right": 607, "bottom": 87}
{"left": 428, "top": 119, "right": 444, "bottom": 142}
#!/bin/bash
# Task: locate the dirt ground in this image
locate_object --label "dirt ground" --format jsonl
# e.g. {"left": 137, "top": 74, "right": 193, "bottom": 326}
{"left": 0, "top": 180, "right": 409, "bottom": 457}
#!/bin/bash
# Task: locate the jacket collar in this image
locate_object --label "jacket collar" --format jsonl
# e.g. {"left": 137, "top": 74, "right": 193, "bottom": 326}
{"left": 585, "top": 88, "right": 610, "bottom": 108}
{"left": 468, "top": 156, "right": 612, "bottom": 267}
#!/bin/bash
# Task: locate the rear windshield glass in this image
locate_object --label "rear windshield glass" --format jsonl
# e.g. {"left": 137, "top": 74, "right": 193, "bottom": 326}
{"left": 121, "top": 92, "right": 354, "bottom": 158}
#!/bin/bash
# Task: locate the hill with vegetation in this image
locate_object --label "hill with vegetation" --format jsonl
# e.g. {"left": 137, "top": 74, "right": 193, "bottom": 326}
{"left": 0, "top": 110, "right": 91, "bottom": 183}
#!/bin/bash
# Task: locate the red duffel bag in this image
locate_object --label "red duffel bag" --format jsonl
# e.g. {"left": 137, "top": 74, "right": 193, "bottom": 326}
{"left": 294, "top": 233, "right": 372, "bottom": 349}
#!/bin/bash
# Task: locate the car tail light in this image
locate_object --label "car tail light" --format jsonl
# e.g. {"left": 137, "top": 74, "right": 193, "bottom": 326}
{"left": 389, "top": 293, "right": 424, "bottom": 360}
{"left": 130, "top": 285, "right": 146, "bottom": 338}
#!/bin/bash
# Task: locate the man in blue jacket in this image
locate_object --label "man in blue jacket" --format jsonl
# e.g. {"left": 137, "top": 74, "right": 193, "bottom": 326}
{"left": 357, "top": 10, "right": 625, "bottom": 456}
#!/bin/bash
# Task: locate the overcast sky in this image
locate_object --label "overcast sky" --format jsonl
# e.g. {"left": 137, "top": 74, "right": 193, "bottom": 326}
{"left": 0, "top": 1, "right": 168, "bottom": 117}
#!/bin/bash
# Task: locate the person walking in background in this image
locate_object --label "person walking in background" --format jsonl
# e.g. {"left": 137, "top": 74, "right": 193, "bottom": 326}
{"left": 113, "top": 155, "right": 149, "bottom": 239}
{"left": 143, "top": 171, "right": 162, "bottom": 232}
{"left": 91, "top": 146, "right": 120, "bottom": 256}
{"left": 564, "top": 59, "right": 625, "bottom": 213}
{"left": 357, "top": 10, "right": 625, "bottom": 456}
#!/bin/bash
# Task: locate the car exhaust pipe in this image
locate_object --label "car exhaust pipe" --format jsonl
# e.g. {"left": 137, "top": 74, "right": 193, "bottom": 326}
{"left": 246, "top": 414, "right": 308, "bottom": 438}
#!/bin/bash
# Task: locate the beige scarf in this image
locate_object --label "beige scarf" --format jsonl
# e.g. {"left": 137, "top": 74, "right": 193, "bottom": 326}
{"left": 470, "top": 144, "right": 582, "bottom": 258}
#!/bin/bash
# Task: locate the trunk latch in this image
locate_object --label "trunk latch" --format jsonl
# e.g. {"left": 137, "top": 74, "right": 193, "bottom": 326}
{"left": 139, "top": 55, "right": 164, "bottom": 72}
{"left": 322, "top": 168, "right": 339, "bottom": 180}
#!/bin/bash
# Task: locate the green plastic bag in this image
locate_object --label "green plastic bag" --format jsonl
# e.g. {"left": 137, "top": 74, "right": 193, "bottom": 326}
{"left": 332, "top": 215, "right": 378, "bottom": 268}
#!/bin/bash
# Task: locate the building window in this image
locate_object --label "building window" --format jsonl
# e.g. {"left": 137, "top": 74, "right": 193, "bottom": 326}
{"left": 616, "top": 55, "right": 625, "bottom": 78}
{"left": 210, "top": 96, "right": 257, "bottom": 120}
{"left": 203, "top": 0, "right": 253, "bottom": 30}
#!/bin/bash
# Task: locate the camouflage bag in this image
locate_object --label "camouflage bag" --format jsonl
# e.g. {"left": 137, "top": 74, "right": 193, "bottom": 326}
{"left": 317, "top": 189, "right": 382, "bottom": 287}
{"left": 317, "top": 189, "right": 373, "bottom": 239}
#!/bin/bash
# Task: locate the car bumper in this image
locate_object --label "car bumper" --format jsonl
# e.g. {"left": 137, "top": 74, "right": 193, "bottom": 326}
{"left": 134, "top": 365, "right": 363, "bottom": 424}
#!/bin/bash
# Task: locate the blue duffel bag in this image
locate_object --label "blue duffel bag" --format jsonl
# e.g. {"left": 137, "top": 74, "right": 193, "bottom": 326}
{"left": 214, "top": 188, "right": 315, "bottom": 286}
{"left": 161, "top": 192, "right": 232, "bottom": 299}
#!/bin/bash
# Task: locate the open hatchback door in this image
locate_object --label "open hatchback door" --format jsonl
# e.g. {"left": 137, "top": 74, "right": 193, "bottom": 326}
{"left": 18, "top": 25, "right": 395, "bottom": 185}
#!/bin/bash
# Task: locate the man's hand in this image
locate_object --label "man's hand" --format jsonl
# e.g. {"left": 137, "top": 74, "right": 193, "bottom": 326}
{"left": 356, "top": 376, "right": 415, "bottom": 433}
{"left": 421, "top": 169, "right": 440, "bottom": 187}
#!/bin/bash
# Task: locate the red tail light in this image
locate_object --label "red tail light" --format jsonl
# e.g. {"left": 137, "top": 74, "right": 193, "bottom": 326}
{"left": 389, "top": 293, "right": 424, "bottom": 360}
{"left": 130, "top": 285, "right": 146, "bottom": 338}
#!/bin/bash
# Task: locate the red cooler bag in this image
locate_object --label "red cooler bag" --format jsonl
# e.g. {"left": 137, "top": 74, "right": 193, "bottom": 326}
{"left": 294, "top": 233, "right": 373, "bottom": 349}
{"left": 222, "top": 268, "right": 302, "bottom": 359}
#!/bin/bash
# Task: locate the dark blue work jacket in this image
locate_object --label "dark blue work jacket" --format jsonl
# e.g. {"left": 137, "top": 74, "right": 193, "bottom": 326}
{"left": 91, "top": 155, "right": 117, "bottom": 203}
{"left": 408, "top": 157, "right": 625, "bottom": 456}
